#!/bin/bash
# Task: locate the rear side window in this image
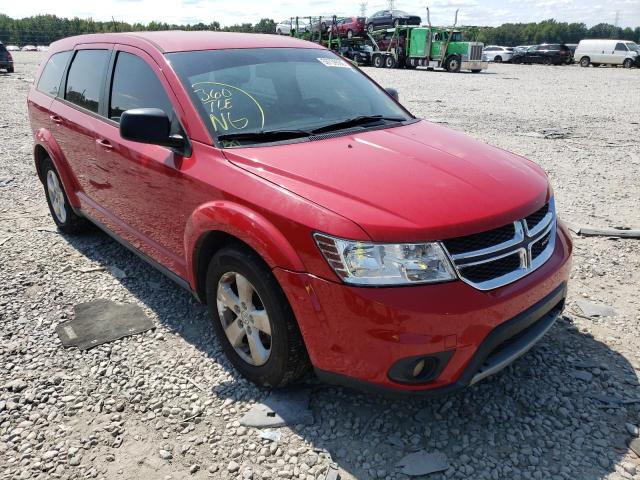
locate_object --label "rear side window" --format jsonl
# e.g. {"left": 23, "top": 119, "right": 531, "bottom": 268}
{"left": 65, "top": 49, "right": 110, "bottom": 113}
{"left": 109, "top": 52, "right": 174, "bottom": 122}
{"left": 37, "top": 51, "right": 72, "bottom": 97}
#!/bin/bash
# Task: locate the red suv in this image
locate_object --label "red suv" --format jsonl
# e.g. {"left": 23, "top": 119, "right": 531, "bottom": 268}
{"left": 28, "top": 32, "right": 571, "bottom": 395}
{"left": 332, "top": 17, "right": 367, "bottom": 38}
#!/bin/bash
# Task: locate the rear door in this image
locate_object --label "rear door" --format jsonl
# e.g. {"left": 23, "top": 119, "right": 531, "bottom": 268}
{"left": 93, "top": 45, "right": 190, "bottom": 275}
{"left": 49, "top": 45, "right": 112, "bottom": 204}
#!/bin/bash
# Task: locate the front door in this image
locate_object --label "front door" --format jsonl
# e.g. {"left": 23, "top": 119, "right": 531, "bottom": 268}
{"left": 93, "top": 46, "right": 190, "bottom": 276}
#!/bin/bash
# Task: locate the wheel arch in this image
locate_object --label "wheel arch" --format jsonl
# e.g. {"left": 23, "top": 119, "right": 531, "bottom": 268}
{"left": 186, "top": 201, "right": 306, "bottom": 303}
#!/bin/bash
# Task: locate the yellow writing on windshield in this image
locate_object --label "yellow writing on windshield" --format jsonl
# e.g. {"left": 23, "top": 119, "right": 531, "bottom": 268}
{"left": 192, "top": 82, "right": 265, "bottom": 133}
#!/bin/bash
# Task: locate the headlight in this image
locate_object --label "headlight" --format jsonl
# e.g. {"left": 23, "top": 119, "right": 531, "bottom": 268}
{"left": 314, "top": 233, "right": 457, "bottom": 286}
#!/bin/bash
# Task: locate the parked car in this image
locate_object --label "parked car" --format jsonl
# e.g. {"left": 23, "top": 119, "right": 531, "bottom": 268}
{"left": 28, "top": 31, "right": 571, "bottom": 395}
{"left": 332, "top": 16, "right": 366, "bottom": 38}
{"left": 21, "top": 45, "right": 37, "bottom": 51}
{"left": 338, "top": 43, "right": 372, "bottom": 64}
{"left": 366, "top": 10, "right": 421, "bottom": 33}
{"left": 5, "top": 45, "right": 20, "bottom": 51}
{"left": 275, "top": 19, "right": 308, "bottom": 35}
{"left": 0, "top": 42, "right": 14, "bottom": 73}
{"left": 374, "top": 29, "right": 405, "bottom": 51}
{"left": 512, "top": 44, "right": 572, "bottom": 65}
{"left": 482, "top": 45, "right": 514, "bottom": 63}
{"left": 513, "top": 45, "right": 532, "bottom": 54}
{"left": 37, "top": 45, "right": 50, "bottom": 52}
{"left": 574, "top": 39, "right": 639, "bottom": 68}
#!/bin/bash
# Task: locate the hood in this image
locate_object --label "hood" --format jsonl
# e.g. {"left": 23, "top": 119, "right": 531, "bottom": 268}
{"left": 223, "top": 120, "right": 550, "bottom": 242}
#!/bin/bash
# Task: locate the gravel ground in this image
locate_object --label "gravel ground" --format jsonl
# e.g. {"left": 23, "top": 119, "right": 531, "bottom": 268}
{"left": 1, "top": 52, "right": 640, "bottom": 480}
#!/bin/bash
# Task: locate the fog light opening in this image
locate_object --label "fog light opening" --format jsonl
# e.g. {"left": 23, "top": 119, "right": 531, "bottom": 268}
{"left": 412, "top": 359, "right": 426, "bottom": 378}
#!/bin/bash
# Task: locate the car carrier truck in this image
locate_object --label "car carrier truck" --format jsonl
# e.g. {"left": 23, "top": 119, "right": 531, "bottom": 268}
{"left": 369, "top": 9, "right": 487, "bottom": 72}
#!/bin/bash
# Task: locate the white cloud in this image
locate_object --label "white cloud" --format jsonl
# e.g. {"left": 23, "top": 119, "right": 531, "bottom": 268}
{"left": 0, "top": 0, "right": 637, "bottom": 27}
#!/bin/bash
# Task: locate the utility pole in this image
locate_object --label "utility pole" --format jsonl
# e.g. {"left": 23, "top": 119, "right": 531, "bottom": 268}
{"left": 360, "top": 1, "right": 368, "bottom": 17}
{"left": 387, "top": 0, "right": 395, "bottom": 11}
{"left": 614, "top": 10, "right": 620, "bottom": 27}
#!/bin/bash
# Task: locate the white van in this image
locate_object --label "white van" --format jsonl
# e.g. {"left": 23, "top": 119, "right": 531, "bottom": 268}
{"left": 575, "top": 39, "right": 639, "bottom": 68}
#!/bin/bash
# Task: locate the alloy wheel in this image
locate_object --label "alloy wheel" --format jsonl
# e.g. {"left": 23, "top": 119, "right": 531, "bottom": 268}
{"left": 216, "top": 271, "right": 272, "bottom": 366}
{"left": 46, "top": 170, "right": 67, "bottom": 223}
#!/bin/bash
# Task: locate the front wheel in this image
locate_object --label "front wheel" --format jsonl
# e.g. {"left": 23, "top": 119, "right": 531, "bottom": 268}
{"left": 623, "top": 58, "right": 633, "bottom": 69}
{"left": 445, "top": 55, "right": 461, "bottom": 73}
{"left": 543, "top": 57, "right": 552, "bottom": 65}
{"left": 42, "top": 158, "right": 91, "bottom": 234}
{"left": 206, "top": 246, "right": 309, "bottom": 388}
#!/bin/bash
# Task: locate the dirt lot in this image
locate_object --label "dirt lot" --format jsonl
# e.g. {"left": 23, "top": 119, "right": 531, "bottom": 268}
{"left": 1, "top": 52, "right": 639, "bottom": 480}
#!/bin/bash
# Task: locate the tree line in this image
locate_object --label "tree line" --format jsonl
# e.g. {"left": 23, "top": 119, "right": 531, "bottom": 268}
{"left": 0, "top": 14, "right": 638, "bottom": 46}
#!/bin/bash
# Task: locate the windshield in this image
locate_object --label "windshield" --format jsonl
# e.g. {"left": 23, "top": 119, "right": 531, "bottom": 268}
{"left": 167, "top": 48, "right": 411, "bottom": 147}
{"left": 627, "top": 42, "right": 639, "bottom": 52}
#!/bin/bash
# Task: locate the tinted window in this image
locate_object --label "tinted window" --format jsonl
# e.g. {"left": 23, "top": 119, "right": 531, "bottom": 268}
{"left": 615, "top": 43, "right": 628, "bottom": 51}
{"left": 37, "top": 51, "right": 72, "bottom": 97}
{"left": 65, "top": 50, "right": 110, "bottom": 113}
{"left": 0, "top": 44, "right": 6, "bottom": 53}
{"left": 109, "top": 52, "right": 173, "bottom": 122}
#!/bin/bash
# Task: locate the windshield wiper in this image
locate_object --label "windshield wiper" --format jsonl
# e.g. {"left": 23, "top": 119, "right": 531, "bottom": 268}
{"left": 217, "top": 129, "right": 312, "bottom": 144}
{"left": 310, "top": 115, "right": 406, "bottom": 134}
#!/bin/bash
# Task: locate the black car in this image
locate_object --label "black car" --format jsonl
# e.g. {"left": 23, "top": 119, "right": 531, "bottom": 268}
{"left": 338, "top": 43, "right": 372, "bottom": 65}
{"left": 0, "top": 42, "right": 14, "bottom": 73}
{"left": 512, "top": 44, "right": 572, "bottom": 65}
{"left": 366, "top": 10, "right": 421, "bottom": 33}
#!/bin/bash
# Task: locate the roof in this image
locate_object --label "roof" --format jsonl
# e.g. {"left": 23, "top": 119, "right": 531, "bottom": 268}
{"left": 50, "top": 31, "right": 325, "bottom": 53}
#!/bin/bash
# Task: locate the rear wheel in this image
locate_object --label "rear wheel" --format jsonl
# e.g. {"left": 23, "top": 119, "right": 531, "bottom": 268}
{"left": 494, "top": 55, "right": 502, "bottom": 63}
{"left": 543, "top": 57, "right": 552, "bottom": 65}
{"left": 206, "top": 246, "right": 309, "bottom": 388}
{"left": 623, "top": 58, "right": 633, "bottom": 69}
{"left": 41, "top": 158, "right": 91, "bottom": 234}
{"left": 372, "top": 53, "right": 384, "bottom": 68}
{"left": 445, "top": 55, "right": 461, "bottom": 73}
{"left": 385, "top": 55, "right": 397, "bottom": 68}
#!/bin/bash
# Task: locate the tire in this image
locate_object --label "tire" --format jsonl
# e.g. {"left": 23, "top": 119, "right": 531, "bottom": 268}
{"left": 445, "top": 55, "right": 461, "bottom": 73}
{"left": 41, "top": 157, "right": 91, "bottom": 234}
{"left": 623, "top": 58, "right": 633, "bottom": 69}
{"left": 7, "top": 66, "right": 14, "bottom": 73}
{"left": 206, "top": 246, "right": 309, "bottom": 388}
{"left": 276, "top": 28, "right": 282, "bottom": 35}
{"left": 543, "top": 57, "right": 552, "bottom": 65}
{"left": 579, "top": 57, "right": 589, "bottom": 67}
{"left": 367, "top": 23, "right": 374, "bottom": 33}
{"left": 347, "top": 29, "right": 353, "bottom": 39}
{"left": 372, "top": 53, "right": 384, "bottom": 68}
{"left": 494, "top": 55, "right": 502, "bottom": 63}
{"left": 384, "top": 55, "right": 397, "bottom": 68}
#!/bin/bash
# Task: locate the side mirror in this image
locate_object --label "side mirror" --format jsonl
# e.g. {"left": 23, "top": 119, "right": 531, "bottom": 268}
{"left": 385, "top": 87, "right": 399, "bottom": 101}
{"left": 120, "top": 108, "right": 185, "bottom": 150}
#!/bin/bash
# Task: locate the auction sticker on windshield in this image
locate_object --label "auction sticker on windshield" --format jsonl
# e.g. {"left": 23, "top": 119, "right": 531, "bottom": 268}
{"left": 317, "top": 57, "right": 353, "bottom": 68}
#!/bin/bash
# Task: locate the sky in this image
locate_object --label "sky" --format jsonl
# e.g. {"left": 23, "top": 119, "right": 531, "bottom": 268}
{"left": 0, "top": 0, "right": 639, "bottom": 29}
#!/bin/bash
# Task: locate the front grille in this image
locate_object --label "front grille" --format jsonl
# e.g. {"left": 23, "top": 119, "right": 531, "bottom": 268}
{"left": 470, "top": 44, "right": 483, "bottom": 61}
{"left": 460, "top": 253, "right": 521, "bottom": 283}
{"left": 525, "top": 203, "right": 549, "bottom": 232}
{"left": 442, "top": 198, "right": 556, "bottom": 290}
{"left": 443, "top": 223, "right": 515, "bottom": 255}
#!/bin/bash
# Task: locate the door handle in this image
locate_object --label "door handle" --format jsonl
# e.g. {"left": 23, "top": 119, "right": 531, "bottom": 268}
{"left": 50, "top": 115, "right": 63, "bottom": 124}
{"left": 97, "top": 139, "right": 113, "bottom": 150}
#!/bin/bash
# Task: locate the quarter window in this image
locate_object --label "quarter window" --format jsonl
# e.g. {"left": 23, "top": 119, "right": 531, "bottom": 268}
{"left": 65, "top": 50, "right": 110, "bottom": 113}
{"left": 109, "top": 52, "right": 174, "bottom": 122}
{"left": 37, "top": 51, "right": 72, "bottom": 97}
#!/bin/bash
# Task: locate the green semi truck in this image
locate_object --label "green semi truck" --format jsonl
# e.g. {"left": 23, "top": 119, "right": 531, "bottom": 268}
{"left": 369, "top": 10, "right": 487, "bottom": 72}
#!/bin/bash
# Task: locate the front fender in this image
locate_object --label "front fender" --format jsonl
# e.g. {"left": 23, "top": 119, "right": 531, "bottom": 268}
{"left": 33, "top": 128, "right": 82, "bottom": 208}
{"left": 185, "top": 200, "right": 306, "bottom": 285}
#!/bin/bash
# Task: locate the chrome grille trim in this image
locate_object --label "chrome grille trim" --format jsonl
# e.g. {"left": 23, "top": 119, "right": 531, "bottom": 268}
{"left": 442, "top": 198, "right": 556, "bottom": 291}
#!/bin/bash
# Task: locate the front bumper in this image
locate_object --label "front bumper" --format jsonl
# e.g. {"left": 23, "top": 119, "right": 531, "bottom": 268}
{"left": 274, "top": 222, "right": 572, "bottom": 395}
{"left": 462, "top": 60, "right": 488, "bottom": 70}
